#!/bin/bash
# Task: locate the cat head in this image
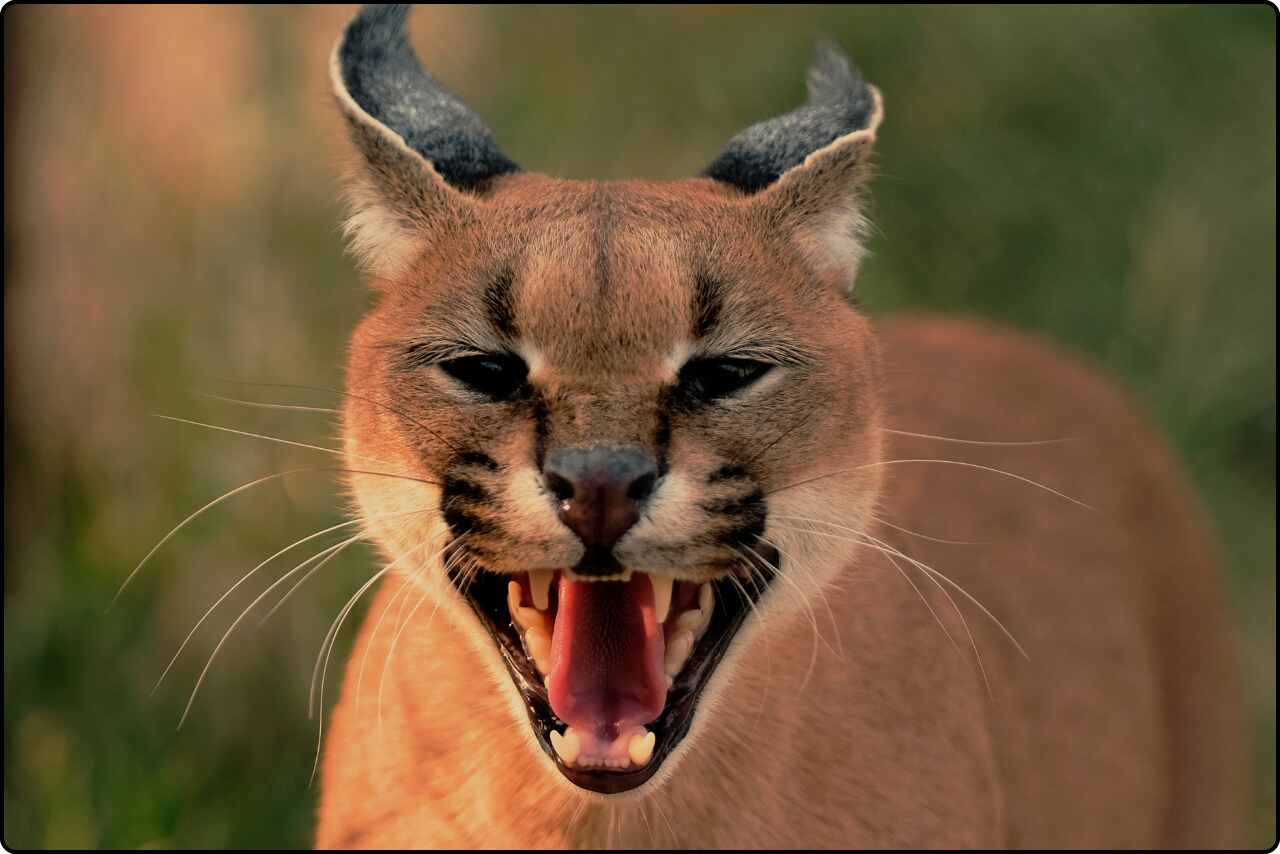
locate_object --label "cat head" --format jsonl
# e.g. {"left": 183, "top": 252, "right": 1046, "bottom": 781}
{"left": 332, "top": 4, "right": 885, "bottom": 795}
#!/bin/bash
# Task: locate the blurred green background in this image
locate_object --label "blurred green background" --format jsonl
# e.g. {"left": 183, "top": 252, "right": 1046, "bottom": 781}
{"left": 3, "top": 4, "right": 1274, "bottom": 848}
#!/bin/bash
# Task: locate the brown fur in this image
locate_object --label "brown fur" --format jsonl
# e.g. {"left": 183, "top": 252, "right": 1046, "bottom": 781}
{"left": 314, "top": 40, "right": 1245, "bottom": 850}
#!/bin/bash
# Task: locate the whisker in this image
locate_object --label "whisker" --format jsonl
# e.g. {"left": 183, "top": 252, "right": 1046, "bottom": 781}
{"left": 152, "top": 413, "right": 393, "bottom": 467}
{"left": 755, "top": 532, "right": 846, "bottom": 660}
{"left": 740, "top": 407, "right": 818, "bottom": 469}
{"left": 310, "top": 538, "right": 435, "bottom": 719}
{"left": 738, "top": 543, "right": 823, "bottom": 695}
{"left": 174, "top": 532, "right": 367, "bottom": 729}
{"left": 257, "top": 534, "right": 367, "bottom": 627}
{"left": 159, "top": 507, "right": 433, "bottom": 704}
{"left": 884, "top": 428, "right": 1077, "bottom": 447}
{"left": 377, "top": 539, "right": 469, "bottom": 730}
{"left": 209, "top": 379, "right": 463, "bottom": 455}
{"left": 113, "top": 467, "right": 316, "bottom": 608}
{"left": 309, "top": 559, "right": 412, "bottom": 785}
{"left": 857, "top": 531, "right": 991, "bottom": 695}
{"left": 868, "top": 513, "right": 989, "bottom": 546}
{"left": 196, "top": 391, "right": 340, "bottom": 414}
{"left": 116, "top": 466, "right": 442, "bottom": 607}
{"left": 775, "top": 512, "right": 988, "bottom": 547}
{"left": 766, "top": 458, "right": 1093, "bottom": 510}
{"left": 354, "top": 573, "right": 417, "bottom": 712}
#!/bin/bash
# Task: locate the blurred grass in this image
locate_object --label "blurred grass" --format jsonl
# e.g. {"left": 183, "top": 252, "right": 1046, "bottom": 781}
{"left": 3, "top": 4, "right": 1274, "bottom": 849}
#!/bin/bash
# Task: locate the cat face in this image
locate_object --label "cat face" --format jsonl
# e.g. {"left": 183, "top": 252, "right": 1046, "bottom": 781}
{"left": 333, "top": 5, "right": 884, "bottom": 794}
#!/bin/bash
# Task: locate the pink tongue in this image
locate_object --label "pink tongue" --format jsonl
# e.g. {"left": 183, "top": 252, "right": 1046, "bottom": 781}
{"left": 547, "top": 573, "right": 667, "bottom": 742}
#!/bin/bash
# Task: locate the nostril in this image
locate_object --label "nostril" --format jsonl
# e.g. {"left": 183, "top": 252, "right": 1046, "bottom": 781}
{"left": 627, "top": 471, "right": 657, "bottom": 503}
{"left": 546, "top": 471, "right": 575, "bottom": 503}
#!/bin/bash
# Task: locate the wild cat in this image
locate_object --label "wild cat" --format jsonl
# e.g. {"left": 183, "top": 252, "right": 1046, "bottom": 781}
{"left": 270, "top": 4, "right": 1249, "bottom": 848}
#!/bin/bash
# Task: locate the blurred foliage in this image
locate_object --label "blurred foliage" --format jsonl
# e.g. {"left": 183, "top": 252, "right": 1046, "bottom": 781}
{"left": 3, "top": 4, "right": 1274, "bottom": 849}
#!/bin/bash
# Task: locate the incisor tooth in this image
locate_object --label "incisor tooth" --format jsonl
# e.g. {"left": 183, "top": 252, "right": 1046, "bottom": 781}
{"left": 664, "top": 629, "right": 694, "bottom": 677}
{"left": 529, "top": 570, "right": 554, "bottom": 611}
{"left": 550, "top": 728, "right": 581, "bottom": 765}
{"left": 650, "top": 574, "right": 673, "bottom": 624}
{"left": 628, "top": 730, "right": 656, "bottom": 766}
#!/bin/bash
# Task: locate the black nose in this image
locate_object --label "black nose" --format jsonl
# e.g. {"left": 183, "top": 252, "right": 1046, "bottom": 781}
{"left": 543, "top": 445, "right": 658, "bottom": 572}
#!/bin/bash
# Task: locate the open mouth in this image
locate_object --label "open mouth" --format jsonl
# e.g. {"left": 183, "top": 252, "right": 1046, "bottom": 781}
{"left": 450, "top": 551, "right": 778, "bottom": 794}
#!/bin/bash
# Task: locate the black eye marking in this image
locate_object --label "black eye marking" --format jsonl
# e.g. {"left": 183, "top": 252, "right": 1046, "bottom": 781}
{"left": 677, "top": 357, "right": 773, "bottom": 403}
{"left": 439, "top": 353, "right": 528, "bottom": 401}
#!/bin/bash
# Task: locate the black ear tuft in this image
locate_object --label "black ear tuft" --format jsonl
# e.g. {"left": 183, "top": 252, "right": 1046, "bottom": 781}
{"left": 703, "top": 42, "right": 877, "bottom": 195}
{"left": 336, "top": 4, "right": 518, "bottom": 191}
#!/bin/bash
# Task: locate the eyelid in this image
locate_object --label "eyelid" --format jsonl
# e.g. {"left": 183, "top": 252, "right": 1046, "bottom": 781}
{"left": 687, "top": 340, "right": 812, "bottom": 368}
{"left": 397, "top": 340, "right": 491, "bottom": 369}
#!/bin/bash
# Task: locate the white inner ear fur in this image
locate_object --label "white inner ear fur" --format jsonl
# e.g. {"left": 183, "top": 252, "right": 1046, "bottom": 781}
{"left": 339, "top": 179, "right": 427, "bottom": 280}
{"left": 795, "top": 192, "right": 872, "bottom": 296}
{"left": 771, "top": 86, "right": 884, "bottom": 297}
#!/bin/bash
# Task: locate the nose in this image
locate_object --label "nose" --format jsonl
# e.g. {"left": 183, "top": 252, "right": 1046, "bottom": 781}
{"left": 543, "top": 444, "right": 659, "bottom": 573}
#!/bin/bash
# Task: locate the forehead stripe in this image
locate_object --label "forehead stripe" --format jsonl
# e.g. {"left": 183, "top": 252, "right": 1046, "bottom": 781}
{"left": 692, "top": 272, "right": 723, "bottom": 339}
{"left": 483, "top": 268, "right": 517, "bottom": 339}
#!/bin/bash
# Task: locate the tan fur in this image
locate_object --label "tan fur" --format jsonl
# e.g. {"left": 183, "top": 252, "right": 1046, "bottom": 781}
{"left": 314, "top": 58, "right": 1245, "bottom": 849}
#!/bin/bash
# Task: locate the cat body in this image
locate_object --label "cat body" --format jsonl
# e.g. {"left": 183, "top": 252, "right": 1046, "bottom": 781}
{"left": 313, "top": 6, "right": 1245, "bottom": 848}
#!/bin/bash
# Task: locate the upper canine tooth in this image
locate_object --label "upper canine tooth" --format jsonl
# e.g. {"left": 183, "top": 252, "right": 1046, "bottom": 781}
{"left": 650, "top": 574, "right": 673, "bottom": 624}
{"left": 529, "top": 570, "right": 554, "bottom": 611}
{"left": 628, "top": 729, "right": 656, "bottom": 766}
{"left": 698, "top": 581, "right": 713, "bottom": 613}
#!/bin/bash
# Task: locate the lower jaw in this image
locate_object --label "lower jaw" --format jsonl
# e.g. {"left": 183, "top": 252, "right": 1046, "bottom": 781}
{"left": 452, "top": 551, "right": 777, "bottom": 794}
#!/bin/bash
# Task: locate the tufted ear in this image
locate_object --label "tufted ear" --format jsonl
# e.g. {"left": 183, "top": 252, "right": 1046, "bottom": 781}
{"left": 704, "top": 44, "right": 884, "bottom": 296}
{"left": 330, "top": 4, "right": 518, "bottom": 278}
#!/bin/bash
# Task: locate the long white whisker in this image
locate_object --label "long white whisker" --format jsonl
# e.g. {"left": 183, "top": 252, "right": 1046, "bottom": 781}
{"left": 884, "top": 428, "right": 1076, "bottom": 447}
{"left": 196, "top": 391, "right": 339, "bottom": 414}
{"left": 756, "top": 532, "right": 846, "bottom": 660}
{"left": 771, "top": 458, "right": 1093, "bottom": 510}
{"left": 310, "top": 538, "right": 434, "bottom": 718}
{"left": 775, "top": 511, "right": 989, "bottom": 547}
{"left": 257, "top": 534, "right": 366, "bottom": 627}
{"left": 157, "top": 515, "right": 372, "bottom": 700}
{"left": 740, "top": 543, "right": 823, "bottom": 695}
{"left": 151, "top": 413, "right": 393, "bottom": 467}
{"left": 112, "top": 467, "right": 314, "bottom": 608}
{"left": 767, "top": 522, "right": 960, "bottom": 655}
{"left": 308, "top": 560, "right": 406, "bottom": 785}
{"left": 116, "top": 466, "right": 441, "bottom": 608}
{"left": 174, "top": 532, "right": 366, "bottom": 729}
{"left": 355, "top": 574, "right": 416, "bottom": 712}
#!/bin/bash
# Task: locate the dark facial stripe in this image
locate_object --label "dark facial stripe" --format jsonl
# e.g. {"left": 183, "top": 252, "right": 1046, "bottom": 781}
{"left": 452, "top": 451, "right": 500, "bottom": 472}
{"left": 692, "top": 272, "right": 723, "bottom": 338}
{"left": 483, "top": 268, "right": 517, "bottom": 339}
{"left": 532, "top": 392, "right": 550, "bottom": 471}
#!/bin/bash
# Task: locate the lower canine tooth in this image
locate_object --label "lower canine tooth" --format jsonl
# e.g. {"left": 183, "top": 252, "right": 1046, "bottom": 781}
{"left": 628, "top": 730, "right": 656, "bottom": 766}
{"left": 550, "top": 729, "right": 581, "bottom": 765}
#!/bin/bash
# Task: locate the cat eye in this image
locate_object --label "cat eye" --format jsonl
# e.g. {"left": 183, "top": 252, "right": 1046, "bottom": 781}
{"left": 439, "top": 353, "right": 528, "bottom": 400}
{"left": 677, "top": 357, "right": 773, "bottom": 402}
